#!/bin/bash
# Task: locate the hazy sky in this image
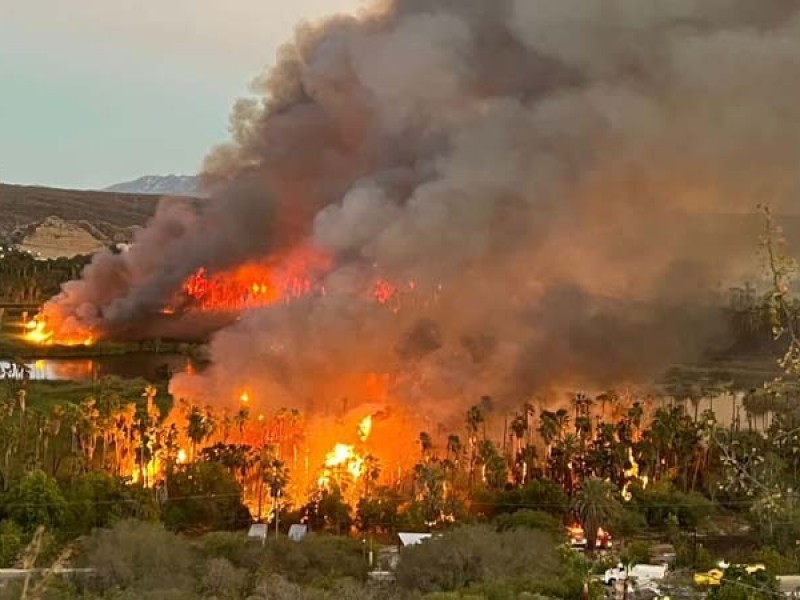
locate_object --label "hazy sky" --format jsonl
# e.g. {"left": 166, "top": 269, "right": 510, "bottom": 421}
{"left": 0, "top": 0, "right": 365, "bottom": 189}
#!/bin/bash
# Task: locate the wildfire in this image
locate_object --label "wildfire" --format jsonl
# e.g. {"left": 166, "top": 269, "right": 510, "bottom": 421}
{"left": 318, "top": 443, "right": 365, "bottom": 487}
{"left": 23, "top": 315, "right": 94, "bottom": 347}
{"left": 357, "top": 414, "right": 373, "bottom": 442}
{"left": 317, "top": 414, "right": 374, "bottom": 489}
{"left": 622, "top": 446, "right": 649, "bottom": 501}
{"left": 25, "top": 318, "right": 53, "bottom": 344}
{"left": 179, "top": 246, "right": 331, "bottom": 312}
{"left": 373, "top": 279, "right": 397, "bottom": 304}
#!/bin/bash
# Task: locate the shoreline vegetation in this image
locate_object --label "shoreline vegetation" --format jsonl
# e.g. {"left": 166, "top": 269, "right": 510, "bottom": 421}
{"left": 0, "top": 329, "right": 209, "bottom": 362}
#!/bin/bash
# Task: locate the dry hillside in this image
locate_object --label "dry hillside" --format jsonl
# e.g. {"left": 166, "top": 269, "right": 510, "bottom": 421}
{"left": 0, "top": 182, "right": 197, "bottom": 246}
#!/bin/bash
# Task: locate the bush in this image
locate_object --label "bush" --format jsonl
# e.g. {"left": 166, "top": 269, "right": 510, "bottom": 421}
{"left": 753, "top": 546, "right": 799, "bottom": 575}
{"left": 674, "top": 538, "right": 715, "bottom": 570}
{"left": 495, "top": 510, "right": 560, "bottom": 535}
{"left": 395, "top": 525, "right": 564, "bottom": 594}
{"left": 201, "top": 531, "right": 263, "bottom": 571}
{"left": 263, "top": 534, "right": 369, "bottom": 584}
{"left": 200, "top": 557, "right": 248, "bottom": 599}
{"left": 621, "top": 541, "right": 651, "bottom": 566}
{"left": 163, "top": 462, "right": 251, "bottom": 533}
{"left": 5, "top": 470, "right": 67, "bottom": 532}
{"left": 252, "top": 573, "right": 388, "bottom": 600}
{"left": 630, "top": 484, "right": 713, "bottom": 529}
{"left": 64, "top": 472, "right": 142, "bottom": 535}
{"left": 476, "top": 480, "right": 568, "bottom": 519}
{"left": 83, "top": 519, "right": 195, "bottom": 593}
{"left": 0, "top": 520, "right": 24, "bottom": 567}
{"left": 707, "top": 566, "right": 779, "bottom": 600}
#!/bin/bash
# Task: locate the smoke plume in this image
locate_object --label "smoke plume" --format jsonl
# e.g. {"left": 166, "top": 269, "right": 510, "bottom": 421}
{"left": 45, "top": 0, "right": 800, "bottom": 420}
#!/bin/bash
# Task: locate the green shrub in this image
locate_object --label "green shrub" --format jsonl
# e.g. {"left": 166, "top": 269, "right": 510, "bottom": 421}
{"left": 753, "top": 546, "right": 799, "bottom": 575}
{"left": 162, "top": 462, "right": 251, "bottom": 532}
{"left": 0, "top": 520, "right": 24, "bottom": 567}
{"left": 263, "top": 534, "right": 369, "bottom": 584}
{"left": 395, "top": 525, "right": 564, "bottom": 594}
{"left": 201, "top": 531, "right": 263, "bottom": 570}
{"left": 621, "top": 541, "right": 651, "bottom": 566}
{"left": 83, "top": 520, "right": 195, "bottom": 593}
{"left": 495, "top": 510, "right": 560, "bottom": 534}
{"left": 5, "top": 470, "right": 66, "bottom": 532}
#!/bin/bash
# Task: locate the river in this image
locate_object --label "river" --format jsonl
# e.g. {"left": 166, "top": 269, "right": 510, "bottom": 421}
{"left": 0, "top": 353, "right": 199, "bottom": 382}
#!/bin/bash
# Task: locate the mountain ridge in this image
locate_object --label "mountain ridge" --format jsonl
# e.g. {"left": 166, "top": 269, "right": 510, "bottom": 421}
{"left": 103, "top": 174, "right": 205, "bottom": 197}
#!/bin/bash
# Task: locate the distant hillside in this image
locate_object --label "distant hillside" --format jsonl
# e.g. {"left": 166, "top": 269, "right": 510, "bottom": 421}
{"left": 17, "top": 216, "right": 108, "bottom": 259}
{"left": 0, "top": 182, "right": 165, "bottom": 241}
{"left": 0, "top": 182, "right": 204, "bottom": 259}
{"left": 104, "top": 174, "right": 205, "bottom": 197}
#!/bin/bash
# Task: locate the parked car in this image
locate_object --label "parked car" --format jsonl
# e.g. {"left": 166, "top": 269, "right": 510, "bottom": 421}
{"left": 603, "top": 564, "right": 668, "bottom": 586}
{"left": 694, "top": 563, "right": 765, "bottom": 587}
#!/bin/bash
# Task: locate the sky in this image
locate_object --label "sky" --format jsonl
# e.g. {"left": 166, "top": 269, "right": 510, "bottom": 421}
{"left": 0, "top": 0, "right": 365, "bottom": 190}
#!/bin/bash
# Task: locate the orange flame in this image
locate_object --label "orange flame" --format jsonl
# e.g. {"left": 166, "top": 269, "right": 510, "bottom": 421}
{"left": 317, "top": 414, "right": 375, "bottom": 489}
{"left": 622, "top": 446, "right": 648, "bottom": 501}
{"left": 23, "top": 314, "right": 94, "bottom": 347}
{"left": 358, "top": 414, "right": 373, "bottom": 442}
{"left": 180, "top": 246, "right": 331, "bottom": 312}
{"left": 318, "top": 443, "right": 365, "bottom": 488}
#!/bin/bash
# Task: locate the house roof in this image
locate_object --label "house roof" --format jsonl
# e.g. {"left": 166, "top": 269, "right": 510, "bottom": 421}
{"left": 247, "top": 524, "right": 268, "bottom": 539}
{"left": 398, "top": 532, "right": 432, "bottom": 547}
{"left": 288, "top": 524, "right": 308, "bottom": 541}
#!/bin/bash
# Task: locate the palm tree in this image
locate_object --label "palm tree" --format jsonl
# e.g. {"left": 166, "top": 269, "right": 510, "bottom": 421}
{"left": 220, "top": 410, "right": 233, "bottom": 444}
{"left": 523, "top": 402, "right": 536, "bottom": 446}
{"left": 362, "top": 454, "right": 381, "bottom": 497}
{"left": 538, "top": 410, "right": 559, "bottom": 462}
{"left": 44, "top": 405, "right": 64, "bottom": 475}
{"left": 466, "top": 405, "right": 484, "bottom": 441}
{"left": 186, "top": 405, "right": 214, "bottom": 462}
{"left": 419, "top": 432, "right": 433, "bottom": 460}
{"left": 554, "top": 408, "right": 570, "bottom": 439}
{"left": 571, "top": 478, "right": 620, "bottom": 553}
{"left": 413, "top": 460, "right": 447, "bottom": 525}
{"left": 596, "top": 392, "right": 614, "bottom": 420}
{"left": 78, "top": 397, "right": 100, "bottom": 469}
{"left": 552, "top": 433, "right": 581, "bottom": 493}
{"left": 446, "top": 434, "right": 462, "bottom": 465}
{"left": 518, "top": 444, "right": 537, "bottom": 483}
{"left": 510, "top": 415, "right": 527, "bottom": 457}
{"left": 234, "top": 407, "right": 250, "bottom": 442}
{"left": 627, "top": 402, "right": 644, "bottom": 434}
{"left": 466, "top": 405, "right": 484, "bottom": 486}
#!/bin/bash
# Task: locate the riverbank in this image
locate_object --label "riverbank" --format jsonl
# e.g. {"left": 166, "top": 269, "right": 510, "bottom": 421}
{"left": 0, "top": 329, "right": 208, "bottom": 361}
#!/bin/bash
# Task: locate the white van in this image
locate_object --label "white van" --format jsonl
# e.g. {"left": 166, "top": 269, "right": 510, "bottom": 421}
{"left": 604, "top": 564, "right": 668, "bottom": 586}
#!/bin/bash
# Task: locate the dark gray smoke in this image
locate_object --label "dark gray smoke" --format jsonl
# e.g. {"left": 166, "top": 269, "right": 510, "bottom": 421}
{"left": 45, "top": 0, "right": 800, "bottom": 419}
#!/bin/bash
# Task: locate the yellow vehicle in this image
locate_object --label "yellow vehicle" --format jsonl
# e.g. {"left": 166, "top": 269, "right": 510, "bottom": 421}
{"left": 693, "top": 569, "right": 724, "bottom": 586}
{"left": 694, "top": 564, "right": 766, "bottom": 587}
